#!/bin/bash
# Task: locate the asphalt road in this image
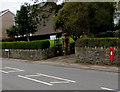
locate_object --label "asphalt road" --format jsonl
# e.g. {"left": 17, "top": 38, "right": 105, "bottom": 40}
{"left": 1, "top": 58, "right": 119, "bottom": 91}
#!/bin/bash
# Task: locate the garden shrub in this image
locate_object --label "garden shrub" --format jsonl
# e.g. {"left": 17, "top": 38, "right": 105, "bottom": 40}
{"left": 96, "top": 31, "right": 114, "bottom": 37}
{"left": 1, "top": 40, "right": 50, "bottom": 49}
{"left": 76, "top": 38, "right": 119, "bottom": 47}
{"left": 1, "top": 37, "right": 74, "bottom": 49}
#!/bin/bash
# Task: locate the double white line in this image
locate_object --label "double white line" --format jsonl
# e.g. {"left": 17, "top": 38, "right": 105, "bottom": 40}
{"left": 18, "top": 73, "right": 76, "bottom": 86}
{"left": 0, "top": 70, "right": 8, "bottom": 73}
{"left": 36, "top": 73, "right": 76, "bottom": 83}
{"left": 0, "top": 67, "right": 24, "bottom": 74}
{"left": 18, "top": 75, "right": 53, "bottom": 86}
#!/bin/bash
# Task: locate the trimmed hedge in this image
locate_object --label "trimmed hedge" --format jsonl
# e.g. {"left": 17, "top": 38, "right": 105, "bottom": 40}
{"left": 76, "top": 38, "right": 120, "bottom": 47}
{"left": 96, "top": 31, "right": 114, "bottom": 37}
{"left": 1, "top": 40, "right": 50, "bottom": 49}
{"left": 0, "top": 37, "right": 74, "bottom": 49}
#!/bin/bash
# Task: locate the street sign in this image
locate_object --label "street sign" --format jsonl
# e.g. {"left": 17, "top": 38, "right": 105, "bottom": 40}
{"left": 50, "top": 35, "right": 56, "bottom": 40}
{"left": 5, "top": 49, "right": 9, "bottom": 52}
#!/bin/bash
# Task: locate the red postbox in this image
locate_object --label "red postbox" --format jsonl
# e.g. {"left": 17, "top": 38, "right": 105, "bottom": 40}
{"left": 109, "top": 48, "right": 114, "bottom": 61}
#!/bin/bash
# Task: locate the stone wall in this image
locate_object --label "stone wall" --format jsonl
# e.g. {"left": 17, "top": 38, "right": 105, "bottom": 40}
{"left": 1, "top": 47, "right": 56, "bottom": 60}
{"left": 75, "top": 47, "right": 119, "bottom": 65}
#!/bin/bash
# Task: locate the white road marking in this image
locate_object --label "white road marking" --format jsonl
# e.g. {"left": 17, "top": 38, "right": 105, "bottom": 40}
{"left": 36, "top": 73, "right": 76, "bottom": 83}
{"left": 8, "top": 71, "right": 23, "bottom": 73}
{"left": 25, "top": 74, "right": 41, "bottom": 77}
{"left": 18, "top": 75, "right": 53, "bottom": 86}
{"left": 50, "top": 81, "right": 70, "bottom": 84}
{"left": 101, "top": 87, "right": 115, "bottom": 91}
{"left": 0, "top": 67, "right": 24, "bottom": 73}
{"left": 0, "top": 70, "right": 8, "bottom": 73}
{"left": 5, "top": 67, "right": 24, "bottom": 72}
{"left": 18, "top": 73, "right": 76, "bottom": 86}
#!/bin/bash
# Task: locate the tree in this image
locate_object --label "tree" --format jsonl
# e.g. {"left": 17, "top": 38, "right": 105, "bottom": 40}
{"left": 53, "top": 2, "right": 115, "bottom": 39}
{"left": 6, "top": 2, "right": 62, "bottom": 41}
{"left": 6, "top": 26, "right": 19, "bottom": 40}
{"left": 15, "top": 4, "right": 37, "bottom": 41}
{"left": 30, "top": 2, "right": 63, "bottom": 27}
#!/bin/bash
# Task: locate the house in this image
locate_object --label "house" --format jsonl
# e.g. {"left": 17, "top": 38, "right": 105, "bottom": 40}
{"left": 15, "top": 2, "right": 62, "bottom": 41}
{"left": 31, "top": 2, "right": 62, "bottom": 38}
{"left": 0, "top": 9, "right": 15, "bottom": 41}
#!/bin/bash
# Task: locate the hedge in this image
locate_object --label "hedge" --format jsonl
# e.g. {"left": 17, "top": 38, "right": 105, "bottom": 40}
{"left": 1, "top": 40, "right": 50, "bottom": 49}
{"left": 96, "top": 31, "right": 114, "bottom": 37}
{"left": 0, "top": 37, "right": 74, "bottom": 49}
{"left": 76, "top": 38, "right": 120, "bottom": 47}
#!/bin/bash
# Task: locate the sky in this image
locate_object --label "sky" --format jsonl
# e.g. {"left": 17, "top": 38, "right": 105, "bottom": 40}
{"left": 0, "top": 0, "right": 119, "bottom": 14}
{"left": 0, "top": 0, "right": 63, "bottom": 14}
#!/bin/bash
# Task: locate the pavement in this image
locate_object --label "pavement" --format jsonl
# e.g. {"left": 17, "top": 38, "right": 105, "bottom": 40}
{"left": 3, "top": 54, "right": 119, "bottom": 73}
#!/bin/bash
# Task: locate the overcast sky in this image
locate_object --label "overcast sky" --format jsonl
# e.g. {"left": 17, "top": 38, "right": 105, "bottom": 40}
{"left": 0, "top": 0, "right": 118, "bottom": 14}
{"left": 0, "top": 0, "right": 63, "bottom": 14}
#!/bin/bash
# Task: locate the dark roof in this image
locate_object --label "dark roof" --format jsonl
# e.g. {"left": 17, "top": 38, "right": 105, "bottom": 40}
{"left": 0, "top": 9, "right": 15, "bottom": 16}
{"left": 0, "top": 9, "right": 9, "bottom": 15}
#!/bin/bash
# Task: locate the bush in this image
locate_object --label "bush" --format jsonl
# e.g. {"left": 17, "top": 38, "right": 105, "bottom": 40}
{"left": 1, "top": 40, "right": 50, "bottom": 49}
{"left": 113, "top": 30, "right": 120, "bottom": 37}
{"left": 1, "top": 37, "right": 74, "bottom": 49}
{"left": 49, "top": 37, "right": 75, "bottom": 47}
{"left": 96, "top": 31, "right": 114, "bottom": 37}
{"left": 76, "top": 38, "right": 119, "bottom": 48}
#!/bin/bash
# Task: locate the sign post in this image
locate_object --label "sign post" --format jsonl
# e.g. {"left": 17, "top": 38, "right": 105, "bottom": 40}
{"left": 5, "top": 49, "right": 10, "bottom": 58}
{"left": 50, "top": 35, "right": 57, "bottom": 46}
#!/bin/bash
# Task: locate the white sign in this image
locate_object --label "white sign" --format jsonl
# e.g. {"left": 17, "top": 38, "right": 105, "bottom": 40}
{"left": 5, "top": 49, "right": 9, "bottom": 52}
{"left": 50, "top": 35, "right": 56, "bottom": 40}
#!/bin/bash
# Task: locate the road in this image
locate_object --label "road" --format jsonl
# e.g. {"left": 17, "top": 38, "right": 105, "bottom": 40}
{"left": 0, "top": 58, "right": 119, "bottom": 91}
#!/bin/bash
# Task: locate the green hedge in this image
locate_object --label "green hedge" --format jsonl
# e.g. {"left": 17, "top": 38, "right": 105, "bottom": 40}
{"left": 76, "top": 38, "right": 120, "bottom": 47}
{"left": 1, "top": 40, "right": 50, "bottom": 49}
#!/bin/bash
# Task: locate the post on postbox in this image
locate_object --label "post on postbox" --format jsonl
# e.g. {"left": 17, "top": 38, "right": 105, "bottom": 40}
{"left": 109, "top": 48, "right": 114, "bottom": 61}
